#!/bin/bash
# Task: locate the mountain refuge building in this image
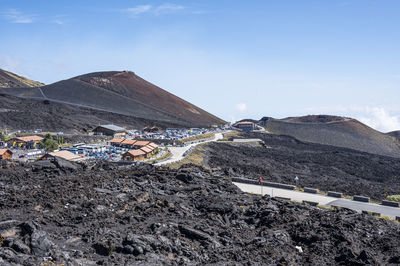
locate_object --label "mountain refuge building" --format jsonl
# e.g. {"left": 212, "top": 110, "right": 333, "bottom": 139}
{"left": 93, "top": 125, "right": 127, "bottom": 137}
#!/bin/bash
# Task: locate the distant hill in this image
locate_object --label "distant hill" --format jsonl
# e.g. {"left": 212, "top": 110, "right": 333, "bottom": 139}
{"left": 0, "top": 70, "right": 225, "bottom": 129}
{"left": 0, "top": 68, "right": 43, "bottom": 88}
{"left": 387, "top": 130, "right": 400, "bottom": 141}
{"left": 259, "top": 115, "right": 400, "bottom": 158}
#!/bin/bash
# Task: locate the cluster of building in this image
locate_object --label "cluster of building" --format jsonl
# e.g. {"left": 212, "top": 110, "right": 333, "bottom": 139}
{"left": 0, "top": 135, "right": 45, "bottom": 161}
{"left": 109, "top": 138, "right": 159, "bottom": 161}
{"left": 1, "top": 135, "right": 44, "bottom": 149}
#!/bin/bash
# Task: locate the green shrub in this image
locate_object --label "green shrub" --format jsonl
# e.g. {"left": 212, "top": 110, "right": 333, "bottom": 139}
{"left": 40, "top": 133, "right": 59, "bottom": 152}
{"left": 386, "top": 195, "right": 400, "bottom": 203}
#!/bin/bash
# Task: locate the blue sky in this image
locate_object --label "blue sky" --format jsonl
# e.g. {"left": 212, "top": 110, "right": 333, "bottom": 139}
{"left": 1, "top": 0, "right": 400, "bottom": 132}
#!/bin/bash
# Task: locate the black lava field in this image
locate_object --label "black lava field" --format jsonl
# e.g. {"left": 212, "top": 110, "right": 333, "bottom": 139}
{"left": 0, "top": 159, "right": 399, "bottom": 265}
{"left": 205, "top": 132, "right": 400, "bottom": 201}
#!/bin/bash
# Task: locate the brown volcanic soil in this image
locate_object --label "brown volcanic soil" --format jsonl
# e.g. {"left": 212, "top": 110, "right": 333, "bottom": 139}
{"left": 0, "top": 160, "right": 399, "bottom": 265}
{"left": 282, "top": 115, "right": 348, "bottom": 123}
{"left": 261, "top": 115, "right": 400, "bottom": 158}
{"left": 0, "top": 68, "right": 43, "bottom": 88}
{"left": 205, "top": 132, "right": 400, "bottom": 200}
{"left": 0, "top": 70, "right": 225, "bottom": 128}
{"left": 0, "top": 94, "right": 186, "bottom": 132}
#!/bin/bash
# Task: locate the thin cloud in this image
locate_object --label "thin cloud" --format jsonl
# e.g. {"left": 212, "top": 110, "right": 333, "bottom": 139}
{"left": 1, "top": 9, "right": 36, "bottom": 23}
{"left": 359, "top": 107, "right": 400, "bottom": 133}
{"left": 52, "top": 15, "right": 69, "bottom": 25}
{"left": 236, "top": 103, "right": 247, "bottom": 113}
{"left": 123, "top": 5, "right": 152, "bottom": 16}
{"left": 121, "top": 3, "right": 184, "bottom": 17}
{"left": 304, "top": 105, "right": 400, "bottom": 132}
{"left": 53, "top": 19, "right": 64, "bottom": 25}
{"left": 155, "top": 3, "right": 184, "bottom": 15}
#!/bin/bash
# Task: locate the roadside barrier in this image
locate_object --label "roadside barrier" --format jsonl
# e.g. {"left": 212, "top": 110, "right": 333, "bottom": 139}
{"left": 362, "top": 211, "right": 381, "bottom": 217}
{"left": 353, "top": 195, "right": 370, "bottom": 203}
{"left": 381, "top": 200, "right": 400, "bottom": 208}
{"left": 303, "top": 200, "right": 318, "bottom": 206}
{"left": 231, "top": 177, "right": 295, "bottom": 190}
{"left": 303, "top": 187, "right": 318, "bottom": 194}
{"left": 327, "top": 191, "right": 343, "bottom": 198}
{"left": 230, "top": 178, "right": 397, "bottom": 210}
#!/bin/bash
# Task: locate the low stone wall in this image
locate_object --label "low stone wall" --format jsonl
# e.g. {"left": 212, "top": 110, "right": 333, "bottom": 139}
{"left": 327, "top": 191, "right": 343, "bottom": 198}
{"left": 231, "top": 177, "right": 295, "bottom": 190}
{"left": 353, "top": 195, "right": 370, "bottom": 203}
{"left": 381, "top": 200, "right": 399, "bottom": 208}
{"left": 304, "top": 187, "right": 318, "bottom": 194}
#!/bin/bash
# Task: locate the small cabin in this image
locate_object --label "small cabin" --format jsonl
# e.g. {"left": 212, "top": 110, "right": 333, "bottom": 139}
{"left": 0, "top": 149, "right": 12, "bottom": 160}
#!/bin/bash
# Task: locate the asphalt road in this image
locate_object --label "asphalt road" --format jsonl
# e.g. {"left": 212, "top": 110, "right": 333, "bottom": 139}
{"left": 233, "top": 182, "right": 400, "bottom": 219}
{"left": 155, "top": 133, "right": 223, "bottom": 166}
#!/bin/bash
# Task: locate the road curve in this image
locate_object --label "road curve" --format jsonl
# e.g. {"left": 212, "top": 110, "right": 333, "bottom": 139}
{"left": 155, "top": 133, "right": 223, "bottom": 166}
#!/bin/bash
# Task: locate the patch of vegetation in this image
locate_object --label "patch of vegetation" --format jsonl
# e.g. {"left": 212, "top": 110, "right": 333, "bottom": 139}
{"left": 386, "top": 195, "right": 400, "bottom": 203}
{"left": 178, "top": 133, "right": 215, "bottom": 145}
{"left": 40, "top": 133, "right": 59, "bottom": 152}
{"left": 219, "top": 131, "right": 239, "bottom": 141}
{"left": 168, "top": 145, "right": 207, "bottom": 169}
{"left": 147, "top": 150, "right": 171, "bottom": 164}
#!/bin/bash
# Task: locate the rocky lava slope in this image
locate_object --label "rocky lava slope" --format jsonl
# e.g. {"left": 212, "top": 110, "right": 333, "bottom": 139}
{"left": 259, "top": 115, "right": 400, "bottom": 158}
{"left": 0, "top": 160, "right": 399, "bottom": 265}
{"left": 206, "top": 132, "right": 400, "bottom": 200}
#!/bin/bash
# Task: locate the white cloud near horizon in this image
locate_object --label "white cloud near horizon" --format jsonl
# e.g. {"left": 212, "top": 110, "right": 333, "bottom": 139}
{"left": 305, "top": 105, "right": 400, "bottom": 132}
{"left": 359, "top": 107, "right": 400, "bottom": 133}
{"left": 236, "top": 103, "right": 247, "bottom": 113}
{"left": 1, "top": 9, "right": 35, "bottom": 23}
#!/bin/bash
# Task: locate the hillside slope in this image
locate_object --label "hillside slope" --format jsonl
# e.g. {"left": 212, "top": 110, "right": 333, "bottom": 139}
{"left": 0, "top": 94, "right": 186, "bottom": 133}
{"left": 387, "top": 130, "right": 400, "bottom": 141}
{"left": 0, "top": 70, "right": 225, "bottom": 128}
{"left": 260, "top": 115, "right": 400, "bottom": 158}
{"left": 0, "top": 68, "right": 43, "bottom": 88}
